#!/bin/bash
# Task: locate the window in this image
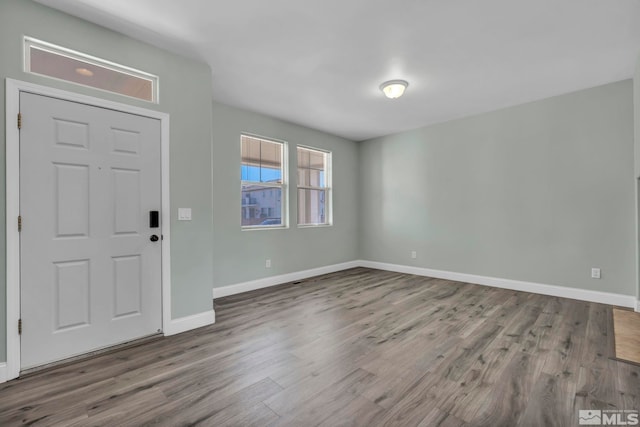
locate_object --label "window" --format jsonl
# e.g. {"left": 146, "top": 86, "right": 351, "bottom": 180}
{"left": 24, "top": 37, "right": 158, "bottom": 103}
{"left": 241, "top": 135, "right": 287, "bottom": 228}
{"left": 297, "top": 146, "right": 331, "bottom": 226}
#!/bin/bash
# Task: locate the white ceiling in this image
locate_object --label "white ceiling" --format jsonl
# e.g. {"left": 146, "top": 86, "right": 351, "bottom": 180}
{"left": 35, "top": 0, "right": 640, "bottom": 141}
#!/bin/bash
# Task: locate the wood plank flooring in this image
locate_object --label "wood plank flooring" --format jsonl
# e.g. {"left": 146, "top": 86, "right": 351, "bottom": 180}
{"left": 613, "top": 308, "right": 640, "bottom": 365}
{"left": 0, "top": 267, "right": 638, "bottom": 426}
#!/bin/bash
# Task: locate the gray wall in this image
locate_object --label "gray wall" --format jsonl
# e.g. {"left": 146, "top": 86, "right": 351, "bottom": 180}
{"left": 359, "top": 80, "right": 636, "bottom": 296}
{"left": 0, "top": 0, "right": 215, "bottom": 361}
{"left": 1, "top": 0, "right": 638, "bottom": 367}
{"left": 211, "top": 102, "right": 359, "bottom": 287}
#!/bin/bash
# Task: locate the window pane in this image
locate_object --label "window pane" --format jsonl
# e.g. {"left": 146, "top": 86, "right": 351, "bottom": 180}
{"left": 261, "top": 166, "right": 282, "bottom": 183}
{"left": 296, "top": 146, "right": 330, "bottom": 226}
{"left": 297, "top": 168, "right": 310, "bottom": 186}
{"left": 309, "top": 169, "right": 324, "bottom": 187}
{"left": 297, "top": 148, "right": 326, "bottom": 188}
{"left": 241, "top": 136, "right": 282, "bottom": 183}
{"left": 28, "top": 44, "right": 156, "bottom": 102}
{"left": 298, "top": 148, "right": 310, "bottom": 167}
{"left": 241, "top": 136, "right": 261, "bottom": 167}
{"left": 298, "top": 189, "right": 326, "bottom": 225}
{"left": 261, "top": 140, "right": 282, "bottom": 171}
{"left": 242, "top": 185, "right": 282, "bottom": 227}
{"left": 241, "top": 165, "right": 260, "bottom": 181}
{"left": 309, "top": 150, "right": 325, "bottom": 170}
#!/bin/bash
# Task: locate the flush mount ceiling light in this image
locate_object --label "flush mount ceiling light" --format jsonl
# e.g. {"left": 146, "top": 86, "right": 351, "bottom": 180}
{"left": 380, "top": 79, "right": 408, "bottom": 99}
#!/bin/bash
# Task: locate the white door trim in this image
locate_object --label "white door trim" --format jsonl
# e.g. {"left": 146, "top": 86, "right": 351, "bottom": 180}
{"left": 5, "top": 79, "right": 172, "bottom": 381}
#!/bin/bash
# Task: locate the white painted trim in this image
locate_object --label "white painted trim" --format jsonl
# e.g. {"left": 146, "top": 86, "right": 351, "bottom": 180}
{"left": 636, "top": 300, "right": 640, "bottom": 312}
{"left": 212, "top": 261, "right": 361, "bottom": 299}
{"left": 5, "top": 80, "right": 21, "bottom": 382}
{"left": 160, "top": 109, "right": 173, "bottom": 340}
{"left": 212, "top": 259, "right": 636, "bottom": 307}
{"left": 4, "top": 79, "right": 173, "bottom": 382}
{"left": 164, "top": 310, "right": 215, "bottom": 336}
{"left": 24, "top": 36, "right": 159, "bottom": 104}
{"left": 359, "top": 260, "right": 637, "bottom": 308}
{"left": 0, "top": 363, "right": 6, "bottom": 384}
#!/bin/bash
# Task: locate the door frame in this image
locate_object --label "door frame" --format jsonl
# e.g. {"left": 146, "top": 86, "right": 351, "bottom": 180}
{"left": 5, "top": 79, "right": 172, "bottom": 380}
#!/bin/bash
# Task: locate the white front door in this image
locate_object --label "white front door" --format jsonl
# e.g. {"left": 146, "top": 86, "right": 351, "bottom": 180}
{"left": 19, "top": 92, "right": 162, "bottom": 369}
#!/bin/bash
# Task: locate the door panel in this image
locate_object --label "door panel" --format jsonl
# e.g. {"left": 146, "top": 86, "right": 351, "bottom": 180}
{"left": 20, "top": 92, "right": 162, "bottom": 369}
{"left": 54, "top": 163, "right": 90, "bottom": 237}
{"left": 54, "top": 259, "right": 90, "bottom": 330}
{"left": 113, "top": 255, "right": 142, "bottom": 318}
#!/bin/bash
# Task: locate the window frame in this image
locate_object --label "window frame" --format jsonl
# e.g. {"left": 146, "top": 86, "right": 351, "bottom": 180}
{"left": 23, "top": 36, "right": 159, "bottom": 103}
{"left": 296, "top": 145, "right": 332, "bottom": 228}
{"left": 240, "top": 134, "right": 289, "bottom": 230}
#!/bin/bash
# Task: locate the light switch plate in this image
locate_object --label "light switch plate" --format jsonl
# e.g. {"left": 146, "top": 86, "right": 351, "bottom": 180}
{"left": 178, "top": 208, "right": 192, "bottom": 221}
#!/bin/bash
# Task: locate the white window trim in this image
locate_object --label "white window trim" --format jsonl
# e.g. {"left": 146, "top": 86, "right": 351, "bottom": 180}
{"left": 241, "top": 134, "right": 289, "bottom": 230}
{"left": 24, "top": 36, "right": 159, "bottom": 103}
{"left": 296, "top": 145, "right": 333, "bottom": 228}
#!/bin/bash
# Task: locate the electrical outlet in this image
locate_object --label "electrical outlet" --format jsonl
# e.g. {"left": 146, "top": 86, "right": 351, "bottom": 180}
{"left": 591, "top": 268, "right": 601, "bottom": 279}
{"left": 265, "top": 259, "right": 271, "bottom": 268}
{"left": 411, "top": 251, "right": 417, "bottom": 259}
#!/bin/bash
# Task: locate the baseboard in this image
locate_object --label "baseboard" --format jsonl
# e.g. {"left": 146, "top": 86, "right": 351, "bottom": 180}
{"left": 359, "top": 260, "right": 637, "bottom": 308}
{"left": 212, "top": 260, "right": 361, "bottom": 299}
{"left": 163, "top": 309, "right": 215, "bottom": 336}
{"left": 0, "top": 362, "right": 7, "bottom": 384}
{"left": 211, "top": 259, "right": 636, "bottom": 308}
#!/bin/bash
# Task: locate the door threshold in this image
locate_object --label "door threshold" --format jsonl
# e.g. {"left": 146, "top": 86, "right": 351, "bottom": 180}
{"left": 19, "top": 333, "right": 163, "bottom": 378}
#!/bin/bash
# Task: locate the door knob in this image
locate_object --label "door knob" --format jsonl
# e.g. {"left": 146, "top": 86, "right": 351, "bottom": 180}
{"left": 150, "top": 234, "right": 159, "bottom": 242}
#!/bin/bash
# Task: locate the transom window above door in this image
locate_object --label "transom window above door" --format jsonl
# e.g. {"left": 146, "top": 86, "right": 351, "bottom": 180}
{"left": 24, "top": 37, "right": 158, "bottom": 103}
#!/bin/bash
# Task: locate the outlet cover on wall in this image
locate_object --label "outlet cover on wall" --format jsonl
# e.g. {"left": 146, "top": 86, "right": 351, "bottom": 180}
{"left": 265, "top": 259, "right": 271, "bottom": 268}
{"left": 591, "top": 268, "right": 601, "bottom": 279}
{"left": 411, "top": 251, "right": 417, "bottom": 259}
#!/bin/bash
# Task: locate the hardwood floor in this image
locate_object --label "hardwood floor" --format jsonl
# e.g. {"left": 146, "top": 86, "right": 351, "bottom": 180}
{"left": 1, "top": 267, "right": 638, "bottom": 426}
{"left": 613, "top": 308, "right": 640, "bottom": 365}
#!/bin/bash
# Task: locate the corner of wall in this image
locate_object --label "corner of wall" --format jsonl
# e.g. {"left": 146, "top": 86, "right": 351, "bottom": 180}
{"left": 355, "top": 139, "right": 364, "bottom": 260}
{"left": 635, "top": 53, "right": 640, "bottom": 303}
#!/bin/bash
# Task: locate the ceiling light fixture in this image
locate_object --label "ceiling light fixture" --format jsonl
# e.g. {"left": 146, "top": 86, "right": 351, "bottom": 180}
{"left": 380, "top": 79, "right": 408, "bottom": 99}
{"left": 75, "top": 67, "right": 94, "bottom": 77}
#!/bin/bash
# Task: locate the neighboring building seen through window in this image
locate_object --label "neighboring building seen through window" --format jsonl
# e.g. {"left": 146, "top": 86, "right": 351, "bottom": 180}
{"left": 241, "top": 135, "right": 287, "bottom": 228}
{"left": 297, "top": 146, "right": 331, "bottom": 226}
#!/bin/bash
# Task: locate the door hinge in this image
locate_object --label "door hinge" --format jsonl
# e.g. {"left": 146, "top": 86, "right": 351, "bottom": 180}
{"left": 18, "top": 319, "right": 22, "bottom": 335}
{"left": 17, "top": 113, "right": 22, "bottom": 130}
{"left": 18, "top": 215, "right": 22, "bottom": 232}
